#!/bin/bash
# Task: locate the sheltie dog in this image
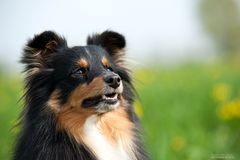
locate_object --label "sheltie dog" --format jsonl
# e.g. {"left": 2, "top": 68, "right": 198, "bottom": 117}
{"left": 13, "top": 30, "right": 148, "bottom": 160}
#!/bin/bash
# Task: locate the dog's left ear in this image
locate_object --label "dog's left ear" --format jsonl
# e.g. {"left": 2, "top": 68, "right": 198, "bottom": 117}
{"left": 87, "top": 30, "right": 126, "bottom": 65}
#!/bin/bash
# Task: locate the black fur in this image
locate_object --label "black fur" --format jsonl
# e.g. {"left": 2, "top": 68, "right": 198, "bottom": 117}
{"left": 87, "top": 31, "right": 126, "bottom": 55}
{"left": 13, "top": 31, "right": 148, "bottom": 160}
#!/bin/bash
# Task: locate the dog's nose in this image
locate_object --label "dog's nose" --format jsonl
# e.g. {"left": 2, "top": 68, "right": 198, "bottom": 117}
{"left": 104, "top": 74, "right": 121, "bottom": 89}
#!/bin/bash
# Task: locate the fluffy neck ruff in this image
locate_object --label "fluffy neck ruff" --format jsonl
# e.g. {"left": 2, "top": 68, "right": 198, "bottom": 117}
{"left": 56, "top": 99, "right": 137, "bottom": 160}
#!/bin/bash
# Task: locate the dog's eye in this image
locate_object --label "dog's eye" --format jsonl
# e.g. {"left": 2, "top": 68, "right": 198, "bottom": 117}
{"left": 106, "top": 67, "right": 113, "bottom": 72}
{"left": 71, "top": 68, "right": 87, "bottom": 78}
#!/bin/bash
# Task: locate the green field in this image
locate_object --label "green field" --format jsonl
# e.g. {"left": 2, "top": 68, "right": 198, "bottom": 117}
{"left": 1, "top": 62, "right": 240, "bottom": 160}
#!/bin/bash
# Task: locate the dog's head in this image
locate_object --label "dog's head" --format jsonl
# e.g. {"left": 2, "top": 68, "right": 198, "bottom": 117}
{"left": 22, "top": 31, "right": 134, "bottom": 115}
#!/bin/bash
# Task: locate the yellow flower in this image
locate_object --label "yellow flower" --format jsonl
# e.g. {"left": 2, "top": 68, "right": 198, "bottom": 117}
{"left": 212, "top": 83, "right": 231, "bottom": 102}
{"left": 218, "top": 99, "right": 240, "bottom": 120}
{"left": 133, "top": 100, "right": 144, "bottom": 118}
{"left": 171, "top": 136, "right": 186, "bottom": 152}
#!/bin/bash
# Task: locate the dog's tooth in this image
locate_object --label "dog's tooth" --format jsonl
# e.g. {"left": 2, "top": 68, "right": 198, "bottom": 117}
{"left": 102, "top": 95, "right": 107, "bottom": 99}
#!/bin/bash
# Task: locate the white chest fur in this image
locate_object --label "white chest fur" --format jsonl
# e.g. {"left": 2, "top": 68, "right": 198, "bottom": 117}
{"left": 82, "top": 115, "right": 131, "bottom": 160}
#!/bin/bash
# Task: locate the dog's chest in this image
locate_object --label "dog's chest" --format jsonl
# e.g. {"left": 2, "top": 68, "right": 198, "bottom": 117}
{"left": 82, "top": 115, "right": 131, "bottom": 160}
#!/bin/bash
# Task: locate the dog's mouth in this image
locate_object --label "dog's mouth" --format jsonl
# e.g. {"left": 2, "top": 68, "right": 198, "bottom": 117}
{"left": 82, "top": 92, "right": 121, "bottom": 110}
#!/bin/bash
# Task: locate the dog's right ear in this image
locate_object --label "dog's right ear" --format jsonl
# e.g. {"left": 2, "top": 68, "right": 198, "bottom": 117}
{"left": 21, "top": 31, "right": 66, "bottom": 73}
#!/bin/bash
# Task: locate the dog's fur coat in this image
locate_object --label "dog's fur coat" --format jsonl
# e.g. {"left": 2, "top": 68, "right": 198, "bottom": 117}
{"left": 13, "top": 31, "right": 148, "bottom": 160}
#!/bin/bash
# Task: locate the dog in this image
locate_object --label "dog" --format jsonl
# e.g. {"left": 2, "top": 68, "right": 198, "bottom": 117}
{"left": 13, "top": 30, "right": 148, "bottom": 160}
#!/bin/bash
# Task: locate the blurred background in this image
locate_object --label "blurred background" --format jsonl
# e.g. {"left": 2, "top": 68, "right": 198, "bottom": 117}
{"left": 1, "top": 0, "right": 240, "bottom": 159}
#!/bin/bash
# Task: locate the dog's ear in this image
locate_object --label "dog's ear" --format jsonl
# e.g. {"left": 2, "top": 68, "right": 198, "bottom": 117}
{"left": 21, "top": 31, "right": 66, "bottom": 73}
{"left": 87, "top": 30, "right": 126, "bottom": 66}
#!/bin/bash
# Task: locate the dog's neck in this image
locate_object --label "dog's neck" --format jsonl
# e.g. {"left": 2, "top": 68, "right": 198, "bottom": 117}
{"left": 82, "top": 115, "right": 132, "bottom": 160}
{"left": 57, "top": 103, "right": 137, "bottom": 160}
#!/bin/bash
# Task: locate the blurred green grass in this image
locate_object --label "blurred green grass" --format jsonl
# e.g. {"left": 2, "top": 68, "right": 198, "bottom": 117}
{"left": 0, "top": 73, "right": 22, "bottom": 160}
{"left": 1, "top": 62, "right": 240, "bottom": 160}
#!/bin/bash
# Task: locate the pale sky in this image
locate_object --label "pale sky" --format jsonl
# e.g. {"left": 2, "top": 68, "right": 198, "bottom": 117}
{"left": 0, "top": 0, "right": 214, "bottom": 71}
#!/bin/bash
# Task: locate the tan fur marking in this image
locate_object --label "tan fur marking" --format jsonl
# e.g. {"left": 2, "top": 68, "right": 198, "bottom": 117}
{"left": 68, "top": 77, "right": 105, "bottom": 107}
{"left": 57, "top": 77, "right": 105, "bottom": 141}
{"left": 57, "top": 105, "right": 94, "bottom": 142}
{"left": 82, "top": 98, "right": 136, "bottom": 159}
{"left": 47, "top": 89, "right": 61, "bottom": 112}
{"left": 101, "top": 57, "right": 109, "bottom": 67}
{"left": 77, "top": 58, "right": 89, "bottom": 68}
{"left": 55, "top": 77, "right": 135, "bottom": 158}
{"left": 97, "top": 98, "right": 134, "bottom": 145}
